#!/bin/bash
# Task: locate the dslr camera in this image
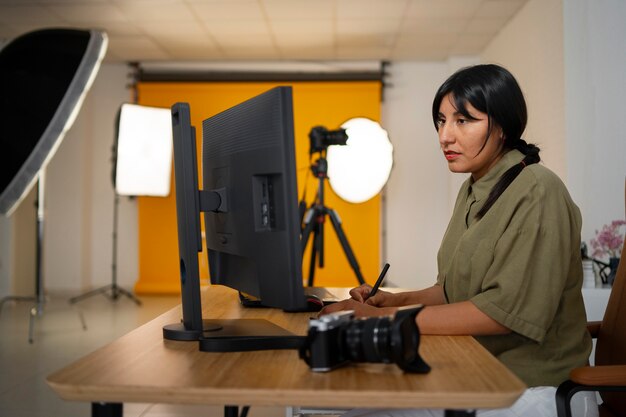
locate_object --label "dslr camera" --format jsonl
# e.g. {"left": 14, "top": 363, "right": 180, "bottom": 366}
{"left": 309, "top": 126, "right": 348, "bottom": 154}
{"left": 299, "top": 305, "right": 430, "bottom": 373}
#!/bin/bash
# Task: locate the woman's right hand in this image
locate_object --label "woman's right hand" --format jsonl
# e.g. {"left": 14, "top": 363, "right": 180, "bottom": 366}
{"left": 349, "top": 284, "right": 397, "bottom": 307}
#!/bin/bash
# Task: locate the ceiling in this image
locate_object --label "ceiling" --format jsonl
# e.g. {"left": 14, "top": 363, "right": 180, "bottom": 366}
{"left": 0, "top": 0, "right": 528, "bottom": 63}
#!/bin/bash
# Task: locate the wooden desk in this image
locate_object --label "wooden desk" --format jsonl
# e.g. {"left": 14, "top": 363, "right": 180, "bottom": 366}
{"left": 47, "top": 286, "right": 525, "bottom": 416}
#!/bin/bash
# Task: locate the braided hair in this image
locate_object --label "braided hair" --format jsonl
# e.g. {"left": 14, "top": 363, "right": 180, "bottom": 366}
{"left": 432, "top": 64, "right": 541, "bottom": 219}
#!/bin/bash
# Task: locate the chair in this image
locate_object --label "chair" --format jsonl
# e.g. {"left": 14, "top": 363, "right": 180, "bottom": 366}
{"left": 556, "top": 182, "right": 626, "bottom": 417}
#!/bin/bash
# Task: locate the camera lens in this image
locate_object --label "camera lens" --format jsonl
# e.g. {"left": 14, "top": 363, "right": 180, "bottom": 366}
{"left": 342, "top": 316, "right": 396, "bottom": 364}
{"left": 323, "top": 130, "right": 348, "bottom": 146}
{"left": 342, "top": 320, "right": 364, "bottom": 361}
{"left": 365, "top": 317, "right": 393, "bottom": 363}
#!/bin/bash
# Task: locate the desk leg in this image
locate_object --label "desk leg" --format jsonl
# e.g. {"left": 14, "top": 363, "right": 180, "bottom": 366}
{"left": 92, "top": 402, "right": 123, "bottom": 417}
{"left": 445, "top": 410, "right": 475, "bottom": 417}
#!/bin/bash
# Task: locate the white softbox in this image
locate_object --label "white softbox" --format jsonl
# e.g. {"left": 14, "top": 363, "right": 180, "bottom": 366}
{"left": 114, "top": 103, "right": 173, "bottom": 197}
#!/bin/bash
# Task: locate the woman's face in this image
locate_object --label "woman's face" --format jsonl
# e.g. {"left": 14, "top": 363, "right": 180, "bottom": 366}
{"left": 436, "top": 93, "right": 504, "bottom": 181}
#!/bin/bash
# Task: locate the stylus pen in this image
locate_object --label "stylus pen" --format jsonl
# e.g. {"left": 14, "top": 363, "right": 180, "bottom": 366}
{"left": 369, "top": 262, "right": 390, "bottom": 298}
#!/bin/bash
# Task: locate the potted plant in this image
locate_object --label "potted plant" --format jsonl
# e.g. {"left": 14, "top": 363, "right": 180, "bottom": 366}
{"left": 590, "top": 220, "right": 626, "bottom": 286}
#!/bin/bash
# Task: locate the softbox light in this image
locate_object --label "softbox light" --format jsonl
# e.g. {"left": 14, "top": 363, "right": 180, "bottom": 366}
{"left": 0, "top": 28, "right": 108, "bottom": 216}
{"left": 327, "top": 117, "right": 393, "bottom": 203}
{"left": 114, "top": 103, "right": 173, "bottom": 197}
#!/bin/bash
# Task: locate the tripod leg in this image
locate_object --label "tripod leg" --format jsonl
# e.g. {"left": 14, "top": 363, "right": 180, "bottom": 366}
{"left": 0, "top": 296, "right": 36, "bottom": 315}
{"left": 71, "top": 306, "right": 88, "bottom": 331}
{"left": 308, "top": 238, "right": 318, "bottom": 287}
{"left": 309, "top": 209, "right": 324, "bottom": 286}
{"left": 327, "top": 209, "right": 366, "bottom": 285}
{"left": 300, "top": 208, "right": 316, "bottom": 255}
{"left": 68, "top": 285, "right": 113, "bottom": 304}
{"left": 317, "top": 214, "right": 325, "bottom": 268}
{"left": 29, "top": 306, "right": 37, "bottom": 344}
{"left": 302, "top": 206, "right": 326, "bottom": 287}
{"left": 316, "top": 212, "right": 326, "bottom": 268}
{"left": 114, "top": 286, "right": 142, "bottom": 306}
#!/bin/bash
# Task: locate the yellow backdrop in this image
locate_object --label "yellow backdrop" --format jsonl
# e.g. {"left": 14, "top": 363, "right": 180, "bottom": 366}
{"left": 135, "top": 81, "right": 381, "bottom": 294}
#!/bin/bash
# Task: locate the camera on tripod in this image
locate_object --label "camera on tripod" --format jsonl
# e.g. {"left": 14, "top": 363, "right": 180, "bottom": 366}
{"left": 299, "top": 305, "right": 431, "bottom": 374}
{"left": 309, "top": 126, "right": 348, "bottom": 154}
{"left": 300, "top": 124, "right": 365, "bottom": 287}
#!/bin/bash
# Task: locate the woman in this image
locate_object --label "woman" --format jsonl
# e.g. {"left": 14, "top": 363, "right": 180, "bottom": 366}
{"left": 320, "top": 64, "right": 597, "bottom": 417}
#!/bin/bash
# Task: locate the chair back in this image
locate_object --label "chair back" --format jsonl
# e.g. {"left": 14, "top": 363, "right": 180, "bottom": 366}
{"left": 594, "top": 180, "right": 626, "bottom": 414}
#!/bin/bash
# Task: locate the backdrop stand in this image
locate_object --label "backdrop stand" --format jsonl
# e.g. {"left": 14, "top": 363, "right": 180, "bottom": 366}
{"left": 1, "top": 172, "right": 87, "bottom": 343}
{"left": 31, "top": 172, "right": 88, "bottom": 343}
{"left": 69, "top": 193, "right": 141, "bottom": 306}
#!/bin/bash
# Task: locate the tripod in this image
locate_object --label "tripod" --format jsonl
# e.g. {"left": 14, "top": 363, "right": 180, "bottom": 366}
{"left": 300, "top": 154, "right": 365, "bottom": 287}
{"left": 69, "top": 193, "right": 141, "bottom": 305}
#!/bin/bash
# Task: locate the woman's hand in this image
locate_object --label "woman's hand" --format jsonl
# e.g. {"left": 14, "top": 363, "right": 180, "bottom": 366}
{"left": 349, "top": 284, "right": 400, "bottom": 307}
{"left": 318, "top": 298, "right": 396, "bottom": 318}
{"left": 348, "top": 284, "right": 373, "bottom": 303}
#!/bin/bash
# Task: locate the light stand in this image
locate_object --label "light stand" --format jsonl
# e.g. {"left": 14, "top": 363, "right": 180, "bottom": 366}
{"left": 29, "top": 172, "right": 47, "bottom": 340}
{"left": 69, "top": 113, "right": 143, "bottom": 306}
{"left": 300, "top": 128, "right": 366, "bottom": 287}
{"left": 1, "top": 172, "right": 87, "bottom": 343}
{"left": 0, "top": 188, "right": 39, "bottom": 335}
{"left": 69, "top": 192, "right": 141, "bottom": 305}
{"left": 71, "top": 103, "right": 172, "bottom": 305}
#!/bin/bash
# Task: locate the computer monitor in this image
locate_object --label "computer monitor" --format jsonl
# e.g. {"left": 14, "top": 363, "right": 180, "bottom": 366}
{"left": 163, "top": 87, "right": 308, "bottom": 352}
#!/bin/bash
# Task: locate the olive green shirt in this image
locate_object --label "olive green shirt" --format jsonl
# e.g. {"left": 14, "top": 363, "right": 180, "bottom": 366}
{"left": 436, "top": 150, "right": 591, "bottom": 387}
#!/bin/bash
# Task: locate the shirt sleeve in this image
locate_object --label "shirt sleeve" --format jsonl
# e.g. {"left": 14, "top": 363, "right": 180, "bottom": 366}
{"left": 469, "top": 171, "right": 581, "bottom": 343}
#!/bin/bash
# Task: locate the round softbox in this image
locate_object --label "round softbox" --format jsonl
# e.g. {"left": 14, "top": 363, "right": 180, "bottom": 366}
{"left": 326, "top": 117, "right": 393, "bottom": 203}
{"left": 0, "top": 28, "right": 108, "bottom": 215}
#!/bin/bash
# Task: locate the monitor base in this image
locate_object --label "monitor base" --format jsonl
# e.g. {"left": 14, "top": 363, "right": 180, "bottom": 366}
{"left": 163, "top": 319, "right": 306, "bottom": 352}
{"left": 199, "top": 319, "right": 305, "bottom": 352}
{"left": 163, "top": 319, "right": 224, "bottom": 341}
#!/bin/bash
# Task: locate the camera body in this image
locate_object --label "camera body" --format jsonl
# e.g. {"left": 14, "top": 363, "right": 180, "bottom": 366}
{"left": 309, "top": 126, "right": 348, "bottom": 154}
{"left": 299, "top": 305, "right": 430, "bottom": 373}
{"left": 302, "top": 310, "right": 354, "bottom": 371}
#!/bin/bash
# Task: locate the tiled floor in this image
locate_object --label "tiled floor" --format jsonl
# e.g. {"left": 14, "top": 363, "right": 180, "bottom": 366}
{"left": 0, "top": 291, "right": 289, "bottom": 417}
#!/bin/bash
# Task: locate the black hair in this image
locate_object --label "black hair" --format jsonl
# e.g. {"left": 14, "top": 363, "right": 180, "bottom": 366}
{"left": 432, "top": 64, "right": 540, "bottom": 219}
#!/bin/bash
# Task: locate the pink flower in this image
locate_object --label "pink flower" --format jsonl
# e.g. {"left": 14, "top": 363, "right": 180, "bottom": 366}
{"left": 590, "top": 219, "right": 626, "bottom": 259}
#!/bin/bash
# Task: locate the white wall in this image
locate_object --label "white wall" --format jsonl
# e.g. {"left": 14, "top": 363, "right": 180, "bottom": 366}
{"left": 564, "top": 0, "right": 626, "bottom": 242}
{"left": 482, "top": 0, "right": 566, "bottom": 182}
{"left": 0, "top": 211, "right": 12, "bottom": 296}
